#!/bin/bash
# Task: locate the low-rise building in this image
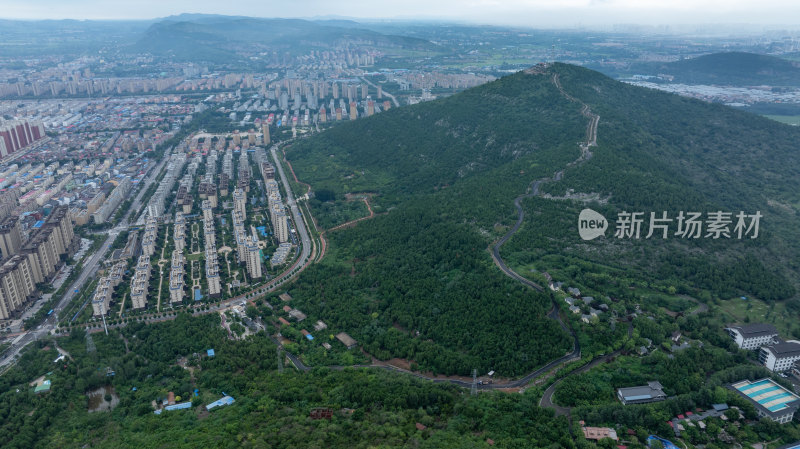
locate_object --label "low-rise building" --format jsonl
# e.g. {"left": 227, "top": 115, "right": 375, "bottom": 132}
{"left": 336, "top": 332, "right": 357, "bottom": 349}
{"left": 581, "top": 426, "right": 618, "bottom": 442}
{"left": 760, "top": 342, "right": 800, "bottom": 372}
{"left": 730, "top": 378, "right": 799, "bottom": 424}
{"left": 617, "top": 381, "right": 667, "bottom": 405}
{"left": 726, "top": 323, "right": 779, "bottom": 350}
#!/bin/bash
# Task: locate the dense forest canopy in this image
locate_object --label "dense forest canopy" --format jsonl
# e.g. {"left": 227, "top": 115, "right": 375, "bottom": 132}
{"left": 283, "top": 63, "right": 800, "bottom": 375}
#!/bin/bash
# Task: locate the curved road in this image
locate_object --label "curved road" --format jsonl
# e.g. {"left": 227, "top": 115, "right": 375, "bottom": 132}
{"left": 281, "top": 68, "right": 602, "bottom": 392}
{"left": 293, "top": 67, "right": 602, "bottom": 391}
{"left": 6, "top": 70, "right": 605, "bottom": 394}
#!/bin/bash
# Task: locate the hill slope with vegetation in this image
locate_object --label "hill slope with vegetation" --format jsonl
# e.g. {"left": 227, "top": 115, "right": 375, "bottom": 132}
{"left": 285, "top": 63, "right": 800, "bottom": 374}
{"left": 658, "top": 52, "right": 800, "bottom": 85}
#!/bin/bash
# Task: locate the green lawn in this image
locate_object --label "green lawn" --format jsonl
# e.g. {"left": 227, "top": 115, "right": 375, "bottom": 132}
{"left": 715, "top": 296, "right": 798, "bottom": 335}
{"left": 763, "top": 115, "right": 800, "bottom": 126}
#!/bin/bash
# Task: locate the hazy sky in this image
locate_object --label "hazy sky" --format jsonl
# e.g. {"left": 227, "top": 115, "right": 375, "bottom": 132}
{"left": 2, "top": 0, "right": 799, "bottom": 28}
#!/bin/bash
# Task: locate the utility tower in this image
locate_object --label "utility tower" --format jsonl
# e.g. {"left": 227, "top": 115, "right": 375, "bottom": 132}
{"left": 85, "top": 333, "right": 96, "bottom": 353}
{"left": 471, "top": 369, "right": 478, "bottom": 396}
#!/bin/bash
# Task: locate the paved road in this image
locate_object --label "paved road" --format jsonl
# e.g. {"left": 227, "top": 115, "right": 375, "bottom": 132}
{"left": 361, "top": 77, "right": 400, "bottom": 108}
{"left": 275, "top": 70, "right": 602, "bottom": 390}
{"left": 271, "top": 145, "right": 312, "bottom": 278}
{"left": 540, "top": 323, "right": 632, "bottom": 414}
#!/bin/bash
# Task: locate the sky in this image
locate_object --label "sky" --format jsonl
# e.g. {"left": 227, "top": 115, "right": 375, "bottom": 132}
{"left": 2, "top": 0, "right": 800, "bottom": 28}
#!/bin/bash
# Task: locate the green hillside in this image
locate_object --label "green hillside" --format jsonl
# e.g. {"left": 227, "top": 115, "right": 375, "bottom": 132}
{"left": 649, "top": 52, "right": 800, "bottom": 85}
{"left": 0, "top": 315, "right": 573, "bottom": 449}
{"left": 284, "top": 63, "right": 800, "bottom": 374}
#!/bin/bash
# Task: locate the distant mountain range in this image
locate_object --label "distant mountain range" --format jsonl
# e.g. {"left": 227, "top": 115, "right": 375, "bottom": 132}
{"left": 133, "top": 15, "right": 441, "bottom": 62}
{"left": 0, "top": 14, "right": 440, "bottom": 61}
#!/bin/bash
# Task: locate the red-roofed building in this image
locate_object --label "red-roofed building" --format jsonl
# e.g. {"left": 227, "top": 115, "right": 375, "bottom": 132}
{"left": 278, "top": 317, "right": 290, "bottom": 326}
{"left": 415, "top": 423, "right": 426, "bottom": 431}
{"left": 582, "top": 427, "right": 618, "bottom": 441}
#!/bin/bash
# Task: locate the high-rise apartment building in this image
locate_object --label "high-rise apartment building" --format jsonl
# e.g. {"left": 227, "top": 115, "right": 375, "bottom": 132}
{"left": 0, "top": 216, "right": 22, "bottom": 260}
{"left": 233, "top": 188, "right": 246, "bottom": 221}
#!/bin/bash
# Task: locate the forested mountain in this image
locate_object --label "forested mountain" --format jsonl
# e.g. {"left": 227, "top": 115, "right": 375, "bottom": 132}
{"left": 286, "top": 63, "right": 800, "bottom": 375}
{"left": 640, "top": 52, "right": 800, "bottom": 85}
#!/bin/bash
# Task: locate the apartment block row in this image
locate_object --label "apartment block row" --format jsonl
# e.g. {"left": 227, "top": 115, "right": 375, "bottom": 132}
{"left": 92, "top": 176, "right": 131, "bottom": 224}
{"left": 147, "top": 151, "right": 186, "bottom": 219}
{"left": 0, "top": 205, "right": 74, "bottom": 319}
{"left": 129, "top": 255, "right": 152, "bottom": 310}
{"left": 141, "top": 217, "right": 158, "bottom": 258}
{"left": 91, "top": 262, "right": 126, "bottom": 316}
{"left": 231, "top": 197, "right": 263, "bottom": 280}
{"left": 265, "top": 180, "right": 289, "bottom": 244}
{"left": 201, "top": 200, "right": 221, "bottom": 297}
{"left": 169, "top": 250, "right": 185, "bottom": 304}
{"left": 173, "top": 211, "right": 186, "bottom": 252}
{"left": 0, "top": 119, "right": 47, "bottom": 159}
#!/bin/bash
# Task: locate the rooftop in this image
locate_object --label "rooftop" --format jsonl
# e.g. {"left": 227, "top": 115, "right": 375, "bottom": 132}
{"left": 762, "top": 341, "right": 800, "bottom": 358}
{"left": 582, "top": 426, "right": 618, "bottom": 441}
{"left": 728, "top": 323, "right": 779, "bottom": 338}
{"left": 618, "top": 381, "right": 666, "bottom": 402}
{"left": 730, "top": 378, "right": 800, "bottom": 416}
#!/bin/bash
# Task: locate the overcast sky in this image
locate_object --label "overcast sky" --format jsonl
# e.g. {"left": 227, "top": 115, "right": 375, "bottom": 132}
{"left": 2, "top": 0, "right": 799, "bottom": 28}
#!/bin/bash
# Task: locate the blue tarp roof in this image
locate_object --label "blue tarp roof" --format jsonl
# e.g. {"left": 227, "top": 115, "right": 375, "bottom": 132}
{"left": 207, "top": 349, "right": 215, "bottom": 357}
{"left": 164, "top": 402, "right": 192, "bottom": 411}
{"left": 207, "top": 396, "right": 235, "bottom": 410}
